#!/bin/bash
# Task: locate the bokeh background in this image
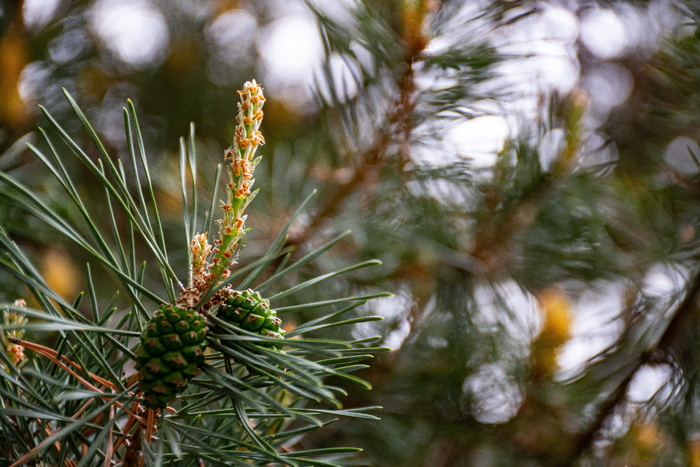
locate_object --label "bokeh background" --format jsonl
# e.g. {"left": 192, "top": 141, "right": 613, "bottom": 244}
{"left": 4, "top": 0, "right": 700, "bottom": 465}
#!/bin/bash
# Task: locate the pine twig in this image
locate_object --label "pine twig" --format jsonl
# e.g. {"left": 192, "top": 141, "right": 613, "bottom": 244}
{"left": 288, "top": 4, "right": 427, "bottom": 247}
{"left": 565, "top": 270, "right": 700, "bottom": 464}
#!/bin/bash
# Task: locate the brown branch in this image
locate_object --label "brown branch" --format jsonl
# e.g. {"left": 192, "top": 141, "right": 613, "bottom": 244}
{"left": 287, "top": 7, "right": 426, "bottom": 248}
{"left": 9, "top": 338, "right": 173, "bottom": 465}
{"left": 469, "top": 92, "right": 586, "bottom": 278}
{"left": 103, "top": 404, "right": 115, "bottom": 467}
{"left": 564, "top": 270, "right": 700, "bottom": 464}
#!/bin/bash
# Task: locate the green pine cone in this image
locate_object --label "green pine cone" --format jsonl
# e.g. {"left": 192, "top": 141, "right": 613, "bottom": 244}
{"left": 217, "top": 289, "right": 285, "bottom": 346}
{"left": 135, "top": 305, "right": 208, "bottom": 409}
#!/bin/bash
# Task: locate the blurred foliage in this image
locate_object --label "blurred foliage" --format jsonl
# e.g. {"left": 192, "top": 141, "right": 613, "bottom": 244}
{"left": 4, "top": 0, "right": 700, "bottom": 465}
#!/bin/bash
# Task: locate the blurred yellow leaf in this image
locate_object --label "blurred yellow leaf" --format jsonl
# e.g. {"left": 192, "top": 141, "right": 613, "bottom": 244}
{"left": 531, "top": 287, "right": 572, "bottom": 379}
{"left": 0, "top": 23, "right": 30, "bottom": 129}
{"left": 538, "top": 287, "right": 572, "bottom": 344}
{"left": 41, "top": 249, "right": 81, "bottom": 302}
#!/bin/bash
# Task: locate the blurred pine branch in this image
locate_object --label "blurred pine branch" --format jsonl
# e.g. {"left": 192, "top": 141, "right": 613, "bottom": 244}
{"left": 3, "top": 0, "right": 700, "bottom": 465}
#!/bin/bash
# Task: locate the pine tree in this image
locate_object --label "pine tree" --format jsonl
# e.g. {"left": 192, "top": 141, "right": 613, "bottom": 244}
{"left": 0, "top": 80, "right": 388, "bottom": 464}
{"left": 3, "top": 0, "right": 700, "bottom": 466}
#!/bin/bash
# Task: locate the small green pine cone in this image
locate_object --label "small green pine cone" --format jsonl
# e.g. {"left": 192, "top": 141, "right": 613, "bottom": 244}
{"left": 217, "top": 289, "right": 285, "bottom": 346}
{"left": 135, "top": 305, "right": 207, "bottom": 409}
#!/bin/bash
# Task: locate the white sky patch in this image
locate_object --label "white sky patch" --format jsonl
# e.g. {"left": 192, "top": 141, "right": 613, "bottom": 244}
{"left": 428, "top": 3, "right": 580, "bottom": 169}
{"left": 89, "top": 0, "right": 169, "bottom": 69}
{"left": 446, "top": 115, "right": 511, "bottom": 167}
{"left": 265, "top": 0, "right": 322, "bottom": 19}
{"left": 205, "top": 9, "right": 258, "bottom": 86}
{"left": 375, "top": 291, "right": 412, "bottom": 350}
{"left": 207, "top": 9, "right": 258, "bottom": 52}
{"left": 406, "top": 178, "right": 472, "bottom": 208}
{"left": 23, "top": 0, "right": 62, "bottom": 31}
{"left": 581, "top": 63, "right": 634, "bottom": 119}
{"left": 257, "top": 15, "right": 324, "bottom": 111}
{"left": 49, "top": 29, "right": 89, "bottom": 65}
{"left": 421, "top": 35, "right": 451, "bottom": 57}
{"left": 665, "top": 136, "right": 700, "bottom": 175}
{"left": 641, "top": 263, "right": 688, "bottom": 301}
{"left": 413, "top": 71, "right": 460, "bottom": 99}
{"left": 473, "top": 280, "right": 537, "bottom": 329}
{"left": 352, "top": 290, "right": 412, "bottom": 351}
{"left": 615, "top": 3, "right": 660, "bottom": 55}
{"left": 314, "top": 53, "right": 361, "bottom": 104}
{"left": 539, "top": 128, "right": 565, "bottom": 172}
{"left": 580, "top": 8, "right": 627, "bottom": 59}
{"left": 411, "top": 111, "right": 513, "bottom": 169}
{"left": 627, "top": 364, "right": 673, "bottom": 404}
{"left": 530, "top": 40, "right": 580, "bottom": 94}
{"left": 491, "top": 4, "right": 579, "bottom": 96}
{"left": 17, "top": 62, "right": 51, "bottom": 105}
{"left": 559, "top": 264, "right": 690, "bottom": 380}
{"left": 580, "top": 131, "right": 619, "bottom": 168}
{"left": 538, "top": 5, "right": 579, "bottom": 42}
{"left": 463, "top": 363, "right": 524, "bottom": 424}
{"left": 493, "top": 41, "right": 579, "bottom": 99}
{"left": 557, "top": 282, "right": 627, "bottom": 378}
{"left": 650, "top": 0, "right": 692, "bottom": 38}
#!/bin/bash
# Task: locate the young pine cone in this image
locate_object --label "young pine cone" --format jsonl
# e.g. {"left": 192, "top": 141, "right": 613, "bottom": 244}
{"left": 135, "top": 305, "right": 208, "bottom": 409}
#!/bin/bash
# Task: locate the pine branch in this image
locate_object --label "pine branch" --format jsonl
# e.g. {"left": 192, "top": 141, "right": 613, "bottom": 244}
{"left": 288, "top": 4, "right": 425, "bottom": 248}
{"left": 565, "top": 270, "right": 700, "bottom": 464}
{"left": 0, "top": 84, "right": 388, "bottom": 465}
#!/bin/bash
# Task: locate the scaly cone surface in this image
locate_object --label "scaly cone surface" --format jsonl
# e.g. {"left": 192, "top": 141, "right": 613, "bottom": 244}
{"left": 217, "top": 289, "right": 285, "bottom": 346}
{"left": 135, "top": 305, "right": 207, "bottom": 409}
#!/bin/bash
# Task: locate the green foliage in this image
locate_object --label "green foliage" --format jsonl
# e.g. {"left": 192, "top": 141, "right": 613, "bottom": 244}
{"left": 136, "top": 305, "right": 208, "bottom": 409}
{"left": 4, "top": 0, "right": 700, "bottom": 466}
{"left": 0, "top": 90, "right": 388, "bottom": 465}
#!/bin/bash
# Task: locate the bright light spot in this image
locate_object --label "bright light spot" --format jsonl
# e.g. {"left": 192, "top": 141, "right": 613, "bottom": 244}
{"left": 413, "top": 71, "right": 459, "bottom": 96}
{"left": 415, "top": 114, "right": 512, "bottom": 168}
{"left": 642, "top": 263, "right": 684, "bottom": 300}
{"left": 23, "top": 0, "right": 62, "bottom": 30}
{"left": 18, "top": 62, "right": 51, "bottom": 105}
{"left": 49, "top": 29, "right": 89, "bottom": 65}
{"left": 257, "top": 15, "right": 324, "bottom": 108}
{"left": 382, "top": 319, "right": 411, "bottom": 351}
{"left": 581, "top": 131, "right": 618, "bottom": 168}
{"left": 447, "top": 115, "right": 511, "bottom": 167}
{"left": 615, "top": 4, "right": 659, "bottom": 55}
{"left": 463, "top": 364, "right": 524, "bottom": 424}
{"left": 90, "top": 0, "right": 169, "bottom": 69}
{"left": 538, "top": 5, "right": 579, "bottom": 42}
{"left": 352, "top": 292, "right": 412, "bottom": 351}
{"left": 627, "top": 364, "right": 672, "bottom": 403}
{"left": 665, "top": 136, "right": 700, "bottom": 175}
{"left": 581, "top": 63, "right": 633, "bottom": 118}
{"left": 207, "top": 9, "right": 258, "bottom": 51}
{"left": 580, "top": 9, "right": 627, "bottom": 59}
{"left": 494, "top": 41, "right": 579, "bottom": 96}
{"left": 650, "top": 0, "right": 690, "bottom": 39}
{"left": 315, "top": 53, "right": 361, "bottom": 104}
{"left": 490, "top": 4, "right": 579, "bottom": 96}
{"left": 473, "top": 280, "right": 539, "bottom": 337}
{"left": 539, "top": 128, "right": 565, "bottom": 172}
{"left": 265, "top": 0, "right": 320, "bottom": 19}
{"left": 533, "top": 41, "right": 580, "bottom": 93}
{"left": 406, "top": 178, "right": 472, "bottom": 207}
{"left": 557, "top": 282, "right": 627, "bottom": 378}
{"left": 423, "top": 35, "right": 452, "bottom": 56}
{"left": 206, "top": 9, "right": 259, "bottom": 86}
